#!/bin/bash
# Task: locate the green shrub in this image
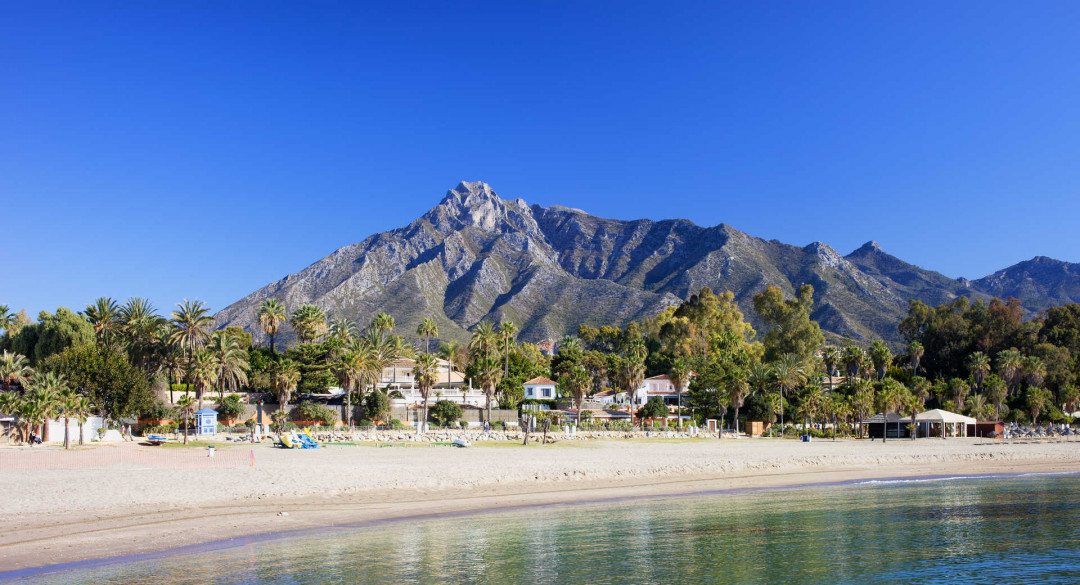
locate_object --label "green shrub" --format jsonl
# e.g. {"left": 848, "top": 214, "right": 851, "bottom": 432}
{"left": 141, "top": 402, "right": 176, "bottom": 420}
{"left": 459, "top": 420, "right": 470, "bottom": 429}
{"left": 216, "top": 395, "right": 245, "bottom": 421}
{"left": 429, "top": 400, "right": 463, "bottom": 426}
{"left": 357, "top": 420, "right": 375, "bottom": 430}
{"left": 295, "top": 402, "right": 337, "bottom": 425}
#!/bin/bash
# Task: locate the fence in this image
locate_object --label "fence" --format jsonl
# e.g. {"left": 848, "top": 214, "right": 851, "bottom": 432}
{"left": 0, "top": 445, "right": 255, "bottom": 471}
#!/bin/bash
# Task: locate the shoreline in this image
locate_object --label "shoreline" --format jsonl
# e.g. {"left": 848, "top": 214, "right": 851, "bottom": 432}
{"left": 1, "top": 439, "right": 1078, "bottom": 576}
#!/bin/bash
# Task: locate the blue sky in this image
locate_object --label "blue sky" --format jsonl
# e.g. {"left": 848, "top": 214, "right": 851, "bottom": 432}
{"left": 4, "top": 2, "right": 1080, "bottom": 318}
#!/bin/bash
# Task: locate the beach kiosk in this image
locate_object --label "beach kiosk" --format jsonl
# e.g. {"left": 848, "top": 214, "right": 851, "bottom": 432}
{"left": 195, "top": 408, "right": 218, "bottom": 437}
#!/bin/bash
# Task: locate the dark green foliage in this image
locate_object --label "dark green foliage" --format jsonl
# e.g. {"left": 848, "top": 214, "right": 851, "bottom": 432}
{"left": 43, "top": 344, "right": 153, "bottom": 423}
{"left": 753, "top": 285, "right": 825, "bottom": 364}
{"left": 140, "top": 402, "right": 176, "bottom": 420}
{"left": 216, "top": 394, "right": 245, "bottom": 421}
{"left": 11, "top": 307, "right": 95, "bottom": 365}
{"left": 363, "top": 391, "right": 390, "bottom": 422}
{"left": 295, "top": 401, "right": 337, "bottom": 424}
{"left": 429, "top": 400, "right": 463, "bottom": 426}
{"left": 284, "top": 343, "right": 335, "bottom": 394}
{"left": 637, "top": 396, "right": 668, "bottom": 420}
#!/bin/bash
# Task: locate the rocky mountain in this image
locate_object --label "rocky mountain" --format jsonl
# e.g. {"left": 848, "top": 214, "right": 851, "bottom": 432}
{"left": 971, "top": 257, "right": 1080, "bottom": 313}
{"left": 214, "top": 181, "right": 1079, "bottom": 346}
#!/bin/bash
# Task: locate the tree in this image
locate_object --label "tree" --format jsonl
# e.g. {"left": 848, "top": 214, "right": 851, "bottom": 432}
{"left": 752, "top": 284, "right": 825, "bottom": 364}
{"left": 967, "top": 352, "right": 991, "bottom": 391}
{"left": 1060, "top": 384, "right": 1080, "bottom": 417}
{"left": 363, "top": 389, "right": 390, "bottom": 423}
{"left": 1027, "top": 386, "right": 1053, "bottom": 424}
{"left": 215, "top": 394, "right": 245, "bottom": 424}
{"left": 638, "top": 396, "right": 668, "bottom": 421}
{"left": 176, "top": 394, "right": 196, "bottom": 444}
{"left": 822, "top": 346, "right": 841, "bottom": 392}
{"left": 1023, "top": 356, "right": 1047, "bottom": 389}
{"left": 272, "top": 359, "right": 301, "bottom": 409}
{"left": 842, "top": 344, "right": 866, "bottom": 382}
{"left": 83, "top": 297, "right": 121, "bottom": 347}
{"left": 996, "top": 348, "right": 1025, "bottom": 395}
{"left": 851, "top": 381, "right": 875, "bottom": 438}
{"left": 42, "top": 344, "right": 153, "bottom": 426}
{"left": 438, "top": 340, "right": 464, "bottom": 390}
{"left": 669, "top": 358, "right": 692, "bottom": 427}
{"left": 869, "top": 340, "right": 892, "bottom": 380}
{"left": 330, "top": 318, "right": 357, "bottom": 345}
{"left": 728, "top": 380, "right": 749, "bottom": 436}
{"left": 188, "top": 350, "right": 216, "bottom": 411}
{"left": 559, "top": 365, "right": 590, "bottom": 425}
{"left": 475, "top": 355, "right": 502, "bottom": 425}
{"left": 371, "top": 312, "right": 395, "bottom": 334}
{"left": 770, "top": 354, "right": 805, "bottom": 433}
{"left": 909, "top": 341, "right": 924, "bottom": 377}
{"left": 469, "top": 322, "right": 498, "bottom": 362}
{"left": 947, "top": 378, "right": 971, "bottom": 409}
{"left": 335, "top": 350, "right": 364, "bottom": 428}
{"left": 984, "top": 374, "right": 1008, "bottom": 420}
{"left": 430, "top": 399, "right": 463, "bottom": 427}
{"left": 71, "top": 395, "right": 93, "bottom": 445}
{"left": 258, "top": 299, "right": 287, "bottom": 354}
{"left": 290, "top": 305, "right": 328, "bottom": 344}
{"left": 170, "top": 300, "right": 213, "bottom": 361}
{"left": 498, "top": 321, "right": 517, "bottom": 377}
{"left": 412, "top": 353, "right": 439, "bottom": 432}
{"left": 208, "top": 330, "right": 249, "bottom": 402}
{"left": 0, "top": 350, "right": 33, "bottom": 391}
{"left": 13, "top": 307, "right": 96, "bottom": 366}
{"left": 417, "top": 318, "right": 438, "bottom": 355}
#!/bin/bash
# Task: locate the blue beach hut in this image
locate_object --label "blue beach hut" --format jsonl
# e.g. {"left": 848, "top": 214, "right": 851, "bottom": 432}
{"left": 195, "top": 408, "right": 218, "bottom": 436}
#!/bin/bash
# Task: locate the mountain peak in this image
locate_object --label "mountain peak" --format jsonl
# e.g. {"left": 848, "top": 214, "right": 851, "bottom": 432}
{"left": 853, "top": 240, "right": 883, "bottom": 255}
{"left": 426, "top": 181, "right": 530, "bottom": 233}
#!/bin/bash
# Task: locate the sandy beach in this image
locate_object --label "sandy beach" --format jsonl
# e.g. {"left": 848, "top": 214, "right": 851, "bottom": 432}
{"left": 1, "top": 436, "right": 1078, "bottom": 574}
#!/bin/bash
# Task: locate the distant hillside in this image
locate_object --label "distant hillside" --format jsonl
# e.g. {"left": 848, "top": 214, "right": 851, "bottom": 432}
{"left": 214, "top": 181, "right": 1078, "bottom": 346}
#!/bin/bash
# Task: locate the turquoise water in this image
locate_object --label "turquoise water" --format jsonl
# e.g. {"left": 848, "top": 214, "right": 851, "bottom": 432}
{"left": 7, "top": 473, "right": 1080, "bottom": 584}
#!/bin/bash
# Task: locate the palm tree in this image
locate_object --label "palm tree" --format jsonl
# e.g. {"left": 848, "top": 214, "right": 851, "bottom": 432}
{"left": 272, "top": 359, "right": 301, "bottom": 409}
{"left": 869, "top": 340, "right": 892, "bottom": 380}
{"left": 438, "top": 339, "right": 463, "bottom": 394}
{"left": 851, "top": 380, "right": 875, "bottom": 438}
{"left": 984, "top": 375, "right": 1008, "bottom": 420}
{"left": 996, "top": 348, "right": 1025, "bottom": 395}
{"left": 26, "top": 372, "right": 62, "bottom": 442}
{"left": 58, "top": 385, "right": 77, "bottom": 450}
{"left": 71, "top": 395, "right": 93, "bottom": 445}
{"left": 188, "top": 349, "right": 216, "bottom": 410}
{"left": 371, "top": 312, "right": 395, "bottom": 334}
{"left": 1027, "top": 386, "right": 1053, "bottom": 424}
{"left": 176, "top": 394, "right": 196, "bottom": 444}
{"left": 161, "top": 338, "right": 185, "bottom": 403}
{"left": 799, "top": 383, "right": 824, "bottom": 431}
{"left": 966, "top": 393, "right": 990, "bottom": 420}
{"left": 0, "top": 305, "right": 13, "bottom": 338}
{"left": 842, "top": 344, "right": 865, "bottom": 382}
{"left": 908, "top": 341, "right": 924, "bottom": 377}
{"left": 967, "top": 352, "right": 991, "bottom": 391}
{"left": 170, "top": 299, "right": 214, "bottom": 361}
{"left": 1023, "top": 356, "right": 1046, "bottom": 389}
{"left": 475, "top": 355, "right": 502, "bottom": 426}
{"left": 497, "top": 321, "right": 517, "bottom": 377}
{"left": 822, "top": 346, "right": 841, "bottom": 392}
{"left": 290, "top": 304, "right": 328, "bottom": 344}
{"left": 417, "top": 318, "right": 438, "bottom": 355}
{"left": 335, "top": 350, "right": 365, "bottom": 428}
{"left": 771, "top": 354, "right": 805, "bottom": 433}
{"left": 560, "top": 365, "right": 590, "bottom": 426}
{"left": 669, "top": 358, "right": 692, "bottom": 427}
{"left": 911, "top": 376, "right": 931, "bottom": 411}
{"left": 0, "top": 351, "right": 33, "bottom": 391}
{"left": 469, "top": 322, "right": 498, "bottom": 362}
{"left": 119, "top": 297, "right": 163, "bottom": 370}
{"left": 208, "top": 330, "right": 249, "bottom": 401}
{"left": 412, "top": 354, "right": 439, "bottom": 432}
{"left": 728, "top": 380, "right": 749, "bottom": 436}
{"left": 83, "top": 297, "right": 121, "bottom": 347}
{"left": 330, "top": 318, "right": 357, "bottom": 345}
{"left": 258, "top": 299, "right": 287, "bottom": 354}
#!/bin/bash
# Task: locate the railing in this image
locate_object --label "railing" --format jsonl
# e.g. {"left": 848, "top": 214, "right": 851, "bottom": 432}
{"left": 0, "top": 445, "right": 255, "bottom": 470}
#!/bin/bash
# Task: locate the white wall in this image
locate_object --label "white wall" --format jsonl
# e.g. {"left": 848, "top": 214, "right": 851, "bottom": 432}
{"left": 45, "top": 416, "right": 105, "bottom": 443}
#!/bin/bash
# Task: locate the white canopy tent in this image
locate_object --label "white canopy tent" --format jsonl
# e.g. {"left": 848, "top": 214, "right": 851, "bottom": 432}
{"left": 913, "top": 409, "right": 975, "bottom": 438}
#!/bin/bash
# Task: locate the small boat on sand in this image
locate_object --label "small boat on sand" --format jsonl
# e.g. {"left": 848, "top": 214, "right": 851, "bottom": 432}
{"left": 452, "top": 438, "right": 471, "bottom": 448}
{"left": 146, "top": 435, "right": 168, "bottom": 446}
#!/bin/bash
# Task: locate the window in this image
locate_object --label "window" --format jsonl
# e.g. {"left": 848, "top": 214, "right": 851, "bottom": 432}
{"left": 543, "top": 388, "right": 552, "bottom": 398}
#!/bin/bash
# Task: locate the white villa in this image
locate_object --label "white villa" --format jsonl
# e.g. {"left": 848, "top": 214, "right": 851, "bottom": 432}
{"left": 632, "top": 374, "right": 692, "bottom": 407}
{"left": 379, "top": 358, "right": 488, "bottom": 408}
{"left": 523, "top": 376, "right": 558, "bottom": 400}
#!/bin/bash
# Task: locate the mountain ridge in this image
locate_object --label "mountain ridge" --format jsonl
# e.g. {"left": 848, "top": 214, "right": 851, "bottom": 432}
{"left": 214, "top": 181, "right": 1080, "bottom": 346}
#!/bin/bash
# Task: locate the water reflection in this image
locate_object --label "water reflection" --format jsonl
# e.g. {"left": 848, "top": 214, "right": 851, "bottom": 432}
{"left": 13, "top": 475, "right": 1080, "bottom": 585}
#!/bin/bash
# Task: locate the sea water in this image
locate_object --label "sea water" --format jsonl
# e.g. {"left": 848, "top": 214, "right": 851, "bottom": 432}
{"left": 7, "top": 473, "right": 1080, "bottom": 584}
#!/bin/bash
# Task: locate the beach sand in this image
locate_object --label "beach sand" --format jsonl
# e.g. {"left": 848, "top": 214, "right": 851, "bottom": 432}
{"left": 1, "top": 436, "right": 1077, "bottom": 573}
